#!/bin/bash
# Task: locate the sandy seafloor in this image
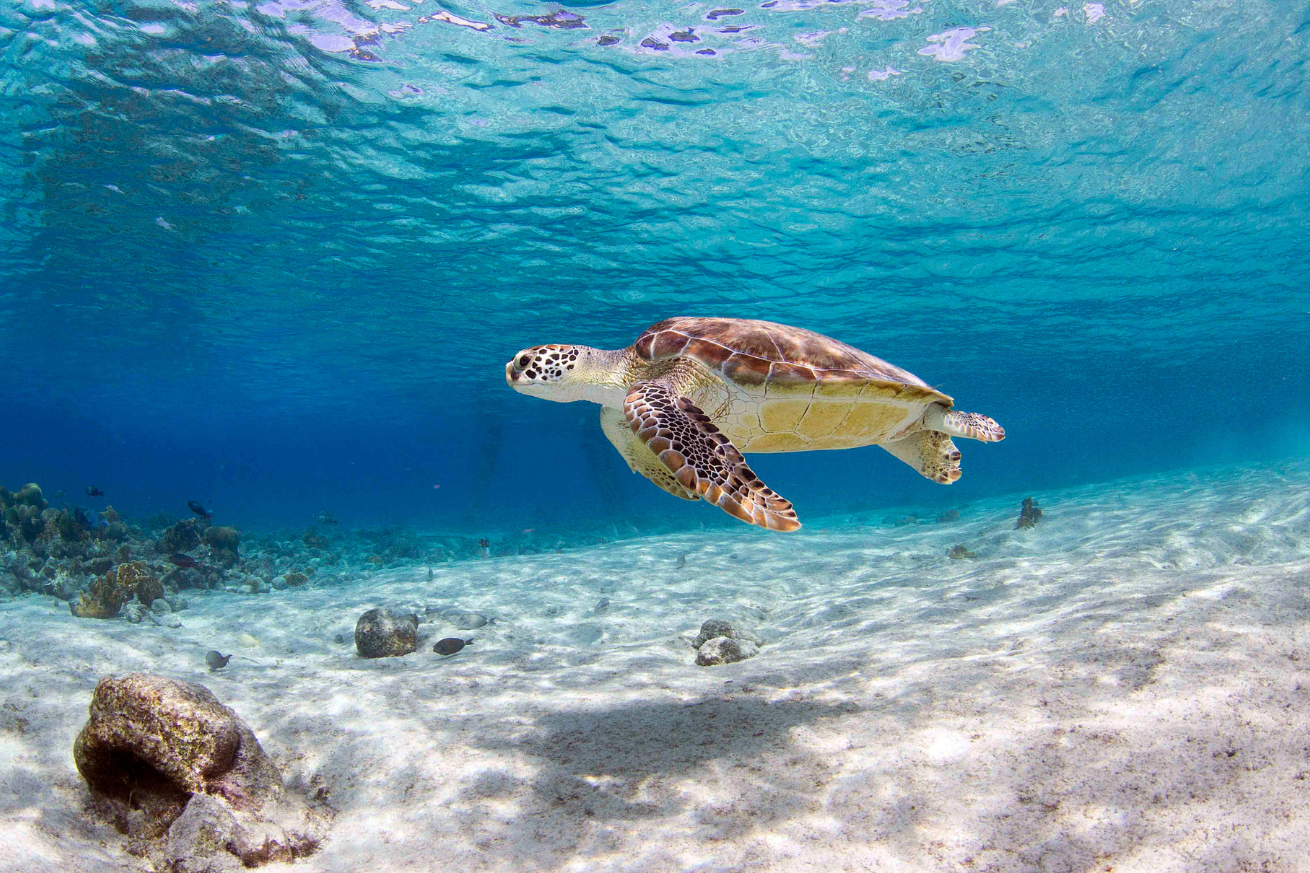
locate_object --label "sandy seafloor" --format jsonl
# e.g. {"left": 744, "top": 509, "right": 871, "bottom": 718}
{"left": 3, "top": 460, "right": 1310, "bottom": 873}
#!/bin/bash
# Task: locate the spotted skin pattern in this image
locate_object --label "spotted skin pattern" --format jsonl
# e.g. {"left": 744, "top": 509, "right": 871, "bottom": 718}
{"left": 513, "top": 345, "right": 579, "bottom": 381}
{"left": 623, "top": 381, "right": 801, "bottom": 532}
{"left": 945, "top": 410, "right": 1005, "bottom": 442}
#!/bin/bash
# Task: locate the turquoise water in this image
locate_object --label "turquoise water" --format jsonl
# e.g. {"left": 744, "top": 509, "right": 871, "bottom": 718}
{"left": 1, "top": 0, "right": 1307, "bottom": 535}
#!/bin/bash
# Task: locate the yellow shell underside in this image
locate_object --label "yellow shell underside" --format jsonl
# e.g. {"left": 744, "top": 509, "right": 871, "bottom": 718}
{"left": 696, "top": 374, "right": 950, "bottom": 454}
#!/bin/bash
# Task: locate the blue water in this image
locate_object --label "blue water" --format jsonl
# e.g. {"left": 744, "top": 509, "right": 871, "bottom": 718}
{"left": 2, "top": 0, "right": 1308, "bottom": 536}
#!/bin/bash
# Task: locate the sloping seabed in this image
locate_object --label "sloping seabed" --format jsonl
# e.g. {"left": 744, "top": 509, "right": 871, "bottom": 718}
{"left": 3, "top": 458, "right": 1309, "bottom": 872}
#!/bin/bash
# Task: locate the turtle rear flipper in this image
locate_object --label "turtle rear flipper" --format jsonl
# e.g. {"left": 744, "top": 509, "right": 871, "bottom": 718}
{"left": 623, "top": 381, "right": 801, "bottom": 532}
{"left": 882, "top": 430, "right": 962, "bottom": 484}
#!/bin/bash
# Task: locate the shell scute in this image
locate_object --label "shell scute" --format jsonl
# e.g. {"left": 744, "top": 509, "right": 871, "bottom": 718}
{"left": 633, "top": 317, "right": 944, "bottom": 397}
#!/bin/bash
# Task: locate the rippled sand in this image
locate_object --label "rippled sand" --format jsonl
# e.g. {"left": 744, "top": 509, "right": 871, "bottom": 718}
{"left": 3, "top": 460, "right": 1310, "bottom": 872}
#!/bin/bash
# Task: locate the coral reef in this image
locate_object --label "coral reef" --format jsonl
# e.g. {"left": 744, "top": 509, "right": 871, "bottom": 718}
{"left": 74, "top": 673, "right": 327, "bottom": 867}
{"left": 2, "top": 478, "right": 620, "bottom": 614}
{"left": 1016, "top": 497, "right": 1043, "bottom": 529}
{"left": 70, "top": 561, "right": 164, "bottom": 619}
{"left": 160, "top": 519, "right": 203, "bottom": 555}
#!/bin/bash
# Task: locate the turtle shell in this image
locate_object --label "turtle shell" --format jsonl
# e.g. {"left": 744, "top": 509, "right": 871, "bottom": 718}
{"left": 633, "top": 317, "right": 953, "bottom": 452}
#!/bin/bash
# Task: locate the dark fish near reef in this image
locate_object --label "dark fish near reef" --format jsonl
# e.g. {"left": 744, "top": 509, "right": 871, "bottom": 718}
{"left": 74, "top": 507, "right": 107, "bottom": 532}
{"left": 169, "top": 553, "right": 199, "bottom": 569}
{"left": 187, "top": 500, "right": 212, "bottom": 520}
{"left": 53, "top": 489, "right": 65, "bottom": 498}
{"left": 433, "top": 638, "right": 473, "bottom": 656}
{"left": 316, "top": 511, "right": 338, "bottom": 524}
{"left": 205, "top": 650, "right": 231, "bottom": 669}
{"left": 86, "top": 486, "right": 104, "bottom": 497}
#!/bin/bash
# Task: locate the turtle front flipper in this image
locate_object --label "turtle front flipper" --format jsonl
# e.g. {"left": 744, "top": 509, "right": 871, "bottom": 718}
{"left": 599, "top": 407, "right": 700, "bottom": 502}
{"left": 623, "top": 381, "right": 801, "bottom": 532}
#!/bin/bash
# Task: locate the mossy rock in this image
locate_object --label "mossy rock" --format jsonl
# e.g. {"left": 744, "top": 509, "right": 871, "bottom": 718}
{"left": 283, "top": 572, "right": 308, "bottom": 588}
{"left": 301, "top": 529, "right": 329, "bottom": 550}
{"left": 14, "top": 483, "right": 45, "bottom": 510}
{"left": 203, "top": 526, "right": 240, "bottom": 553}
{"left": 73, "top": 674, "right": 298, "bottom": 851}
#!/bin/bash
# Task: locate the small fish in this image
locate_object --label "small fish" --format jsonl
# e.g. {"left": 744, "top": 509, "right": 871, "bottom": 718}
{"left": 433, "top": 637, "right": 473, "bottom": 656}
{"left": 675, "top": 554, "right": 687, "bottom": 568}
{"left": 316, "top": 511, "right": 338, "bottom": 524}
{"left": 594, "top": 597, "right": 610, "bottom": 613}
{"left": 187, "top": 500, "right": 212, "bottom": 520}
{"left": 54, "top": 489, "right": 65, "bottom": 498}
{"left": 205, "top": 650, "right": 231, "bottom": 669}
{"left": 169, "top": 553, "right": 199, "bottom": 569}
{"left": 86, "top": 486, "right": 104, "bottom": 497}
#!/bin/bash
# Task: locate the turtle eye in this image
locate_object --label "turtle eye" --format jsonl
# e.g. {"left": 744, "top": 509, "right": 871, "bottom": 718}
{"left": 518, "top": 355, "right": 531, "bottom": 369}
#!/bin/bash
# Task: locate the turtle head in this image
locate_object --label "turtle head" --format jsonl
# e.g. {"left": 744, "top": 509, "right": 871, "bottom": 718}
{"left": 506, "top": 344, "right": 626, "bottom": 405}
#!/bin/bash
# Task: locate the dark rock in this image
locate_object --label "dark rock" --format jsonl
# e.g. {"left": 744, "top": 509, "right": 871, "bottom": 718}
{"left": 936, "top": 509, "right": 960, "bottom": 523}
{"left": 355, "top": 608, "right": 418, "bottom": 658}
{"left": 73, "top": 673, "right": 326, "bottom": 867}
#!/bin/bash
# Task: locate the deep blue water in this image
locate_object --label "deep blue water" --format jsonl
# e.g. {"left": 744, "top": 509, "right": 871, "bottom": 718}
{"left": 1, "top": 0, "right": 1307, "bottom": 536}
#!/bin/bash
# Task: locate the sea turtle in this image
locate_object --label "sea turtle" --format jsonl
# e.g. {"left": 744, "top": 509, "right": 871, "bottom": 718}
{"left": 505, "top": 317, "right": 1004, "bottom": 532}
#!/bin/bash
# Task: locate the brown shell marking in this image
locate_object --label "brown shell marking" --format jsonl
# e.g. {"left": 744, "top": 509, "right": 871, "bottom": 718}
{"left": 633, "top": 317, "right": 946, "bottom": 400}
{"left": 623, "top": 380, "right": 800, "bottom": 532}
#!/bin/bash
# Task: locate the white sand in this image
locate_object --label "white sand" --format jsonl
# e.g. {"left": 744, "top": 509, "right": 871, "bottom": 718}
{"left": 3, "top": 460, "right": 1310, "bottom": 872}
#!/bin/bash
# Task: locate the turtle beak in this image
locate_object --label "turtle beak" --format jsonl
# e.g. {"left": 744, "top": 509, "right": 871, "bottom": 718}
{"left": 505, "top": 361, "right": 519, "bottom": 386}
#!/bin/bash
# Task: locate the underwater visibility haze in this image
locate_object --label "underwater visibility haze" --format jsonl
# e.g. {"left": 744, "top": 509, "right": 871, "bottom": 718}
{"left": 1, "top": 0, "right": 1307, "bottom": 534}
{"left": 3, "top": 0, "right": 1310, "bottom": 870}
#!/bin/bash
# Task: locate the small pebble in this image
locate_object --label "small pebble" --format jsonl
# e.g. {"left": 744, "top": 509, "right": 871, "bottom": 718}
{"left": 696, "top": 637, "right": 759, "bottom": 666}
{"left": 205, "top": 650, "right": 231, "bottom": 669}
{"left": 433, "top": 637, "right": 473, "bottom": 656}
{"left": 271, "top": 576, "right": 288, "bottom": 590}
